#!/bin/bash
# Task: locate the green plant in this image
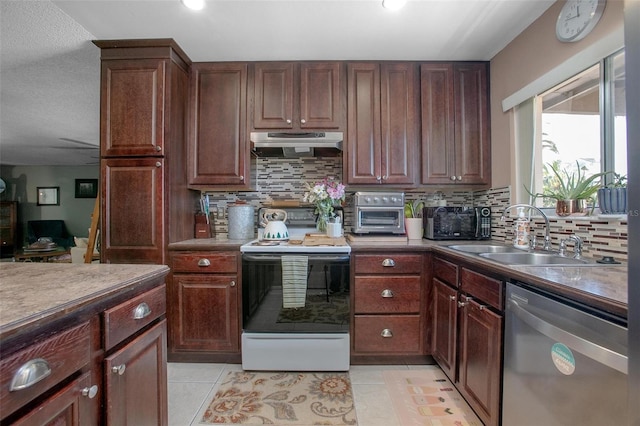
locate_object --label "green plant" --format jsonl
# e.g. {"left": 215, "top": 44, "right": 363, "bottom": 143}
{"left": 404, "top": 200, "right": 424, "bottom": 218}
{"left": 526, "top": 161, "right": 610, "bottom": 201}
{"left": 604, "top": 173, "right": 627, "bottom": 188}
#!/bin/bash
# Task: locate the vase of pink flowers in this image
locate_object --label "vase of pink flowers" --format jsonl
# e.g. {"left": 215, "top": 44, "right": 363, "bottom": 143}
{"left": 303, "top": 177, "right": 346, "bottom": 232}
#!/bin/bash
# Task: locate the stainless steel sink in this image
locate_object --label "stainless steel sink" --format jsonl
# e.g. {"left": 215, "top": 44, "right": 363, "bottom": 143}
{"left": 478, "top": 252, "right": 593, "bottom": 266}
{"left": 447, "top": 244, "right": 524, "bottom": 254}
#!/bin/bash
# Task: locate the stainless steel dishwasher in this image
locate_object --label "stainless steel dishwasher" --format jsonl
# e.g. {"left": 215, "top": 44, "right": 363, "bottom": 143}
{"left": 503, "top": 282, "right": 628, "bottom": 425}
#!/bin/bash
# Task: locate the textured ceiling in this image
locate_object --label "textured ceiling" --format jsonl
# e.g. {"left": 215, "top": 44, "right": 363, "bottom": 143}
{"left": 0, "top": 0, "right": 555, "bottom": 166}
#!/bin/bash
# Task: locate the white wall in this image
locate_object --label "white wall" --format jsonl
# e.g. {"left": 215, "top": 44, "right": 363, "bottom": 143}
{"left": 0, "top": 165, "right": 99, "bottom": 245}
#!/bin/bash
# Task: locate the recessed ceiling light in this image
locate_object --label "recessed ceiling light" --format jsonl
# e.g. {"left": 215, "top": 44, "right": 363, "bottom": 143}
{"left": 181, "top": 0, "right": 205, "bottom": 11}
{"left": 382, "top": 0, "right": 406, "bottom": 11}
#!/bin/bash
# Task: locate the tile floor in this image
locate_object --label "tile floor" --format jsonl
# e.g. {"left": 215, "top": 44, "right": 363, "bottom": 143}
{"left": 167, "top": 362, "right": 477, "bottom": 426}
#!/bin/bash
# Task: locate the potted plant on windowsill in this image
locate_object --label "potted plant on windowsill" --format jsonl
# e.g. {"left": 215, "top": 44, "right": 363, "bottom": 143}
{"left": 597, "top": 173, "right": 627, "bottom": 215}
{"left": 527, "top": 161, "right": 609, "bottom": 217}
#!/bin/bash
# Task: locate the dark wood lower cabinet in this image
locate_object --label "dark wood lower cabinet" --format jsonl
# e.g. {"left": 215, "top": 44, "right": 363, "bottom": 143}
{"left": 431, "top": 256, "right": 504, "bottom": 426}
{"left": 104, "top": 320, "right": 167, "bottom": 426}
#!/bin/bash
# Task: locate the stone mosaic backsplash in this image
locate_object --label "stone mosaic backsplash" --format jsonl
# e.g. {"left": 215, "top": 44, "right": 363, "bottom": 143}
{"left": 203, "top": 158, "right": 628, "bottom": 261}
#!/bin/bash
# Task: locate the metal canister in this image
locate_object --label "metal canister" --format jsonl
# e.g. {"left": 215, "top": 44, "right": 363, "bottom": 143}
{"left": 227, "top": 203, "right": 255, "bottom": 240}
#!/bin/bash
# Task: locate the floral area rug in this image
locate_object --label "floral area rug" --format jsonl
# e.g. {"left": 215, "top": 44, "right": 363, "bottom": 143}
{"left": 199, "top": 371, "right": 357, "bottom": 425}
{"left": 276, "top": 295, "right": 349, "bottom": 325}
{"left": 382, "top": 369, "right": 482, "bottom": 426}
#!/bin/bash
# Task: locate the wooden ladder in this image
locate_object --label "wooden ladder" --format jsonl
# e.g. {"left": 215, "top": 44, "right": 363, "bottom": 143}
{"left": 85, "top": 197, "right": 100, "bottom": 263}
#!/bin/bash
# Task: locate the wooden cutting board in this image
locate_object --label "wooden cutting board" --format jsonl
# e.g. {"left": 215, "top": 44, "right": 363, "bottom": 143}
{"left": 302, "top": 233, "right": 348, "bottom": 246}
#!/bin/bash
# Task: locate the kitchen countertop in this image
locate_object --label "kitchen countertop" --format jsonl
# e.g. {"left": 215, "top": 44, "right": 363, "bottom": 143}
{"left": 0, "top": 263, "right": 170, "bottom": 340}
{"left": 170, "top": 235, "right": 628, "bottom": 319}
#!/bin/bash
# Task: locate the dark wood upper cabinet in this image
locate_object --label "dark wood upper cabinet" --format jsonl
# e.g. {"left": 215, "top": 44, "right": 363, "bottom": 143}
{"left": 100, "top": 59, "right": 165, "bottom": 157}
{"left": 253, "top": 62, "right": 344, "bottom": 130}
{"left": 346, "top": 62, "right": 418, "bottom": 185}
{"left": 188, "top": 63, "right": 249, "bottom": 187}
{"left": 421, "top": 62, "right": 490, "bottom": 185}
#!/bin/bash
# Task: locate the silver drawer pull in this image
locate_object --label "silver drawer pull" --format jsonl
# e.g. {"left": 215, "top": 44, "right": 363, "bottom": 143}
{"left": 197, "top": 258, "right": 211, "bottom": 267}
{"left": 381, "top": 329, "right": 393, "bottom": 338}
{"left": 381, "top": 289, "right": 394, "bottom": 298}
{"left": 82, "top": 385, "right": 99, "bottom": 399}
{"left": 10, "top": 358, "right": 52, "bottom": 391}
{"left": 112, "top": 364, "right": 126, "bottom": 375}
{"left": 133, "top": 302, "right": 151, "bottom": 320}
{"left": 381, "top": 258, "right": 395, "bottom": 267}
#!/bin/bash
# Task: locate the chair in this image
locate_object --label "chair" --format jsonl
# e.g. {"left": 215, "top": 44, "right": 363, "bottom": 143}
{"left": 27, "top": 220, "right": 74, "bottom": 248}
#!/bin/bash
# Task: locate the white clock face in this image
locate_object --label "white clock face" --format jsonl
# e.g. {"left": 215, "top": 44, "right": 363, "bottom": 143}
{"left": 556, "top": 0, "right": 606, "bottom": 42}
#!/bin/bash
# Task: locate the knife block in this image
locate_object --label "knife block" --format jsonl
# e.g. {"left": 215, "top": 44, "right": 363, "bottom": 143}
{"left": 195, "top": 213, "right": 211, "bottom": 238}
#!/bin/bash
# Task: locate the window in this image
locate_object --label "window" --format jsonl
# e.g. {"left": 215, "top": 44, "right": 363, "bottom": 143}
{"left": 531, "top": 49, "right": 626, "bottom": 207}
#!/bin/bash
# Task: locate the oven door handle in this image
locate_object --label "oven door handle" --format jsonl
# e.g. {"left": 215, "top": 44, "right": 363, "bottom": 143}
{"left": 242, "top": 254, "right": 350, "bottom": 262}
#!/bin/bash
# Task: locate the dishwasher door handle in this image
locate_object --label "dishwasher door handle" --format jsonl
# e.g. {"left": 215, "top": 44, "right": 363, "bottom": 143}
{"left": 508, "top": 298, "right": 628, "bottom": 374}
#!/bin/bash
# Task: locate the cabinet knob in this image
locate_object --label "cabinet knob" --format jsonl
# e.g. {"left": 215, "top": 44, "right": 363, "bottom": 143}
{"left": 230, "top": 280, "right": 236, "bottom": 287}
{"left": 82, "top": 385, "right": 99, "bottom": 399}
{"left": 382, "top": 175, "right": 388, "bottom": 180}
{"left": 155, "top": 162, "right": 161, "bottom": 168}
{"left": 300, "top": 119, "right": 306, "bottom": 124}
{"left": 286, "top": 119, "right": 292, "bottom": 124}
{"left": 457, "top": 176, "right": 462, "bottom": 181}
{"left": 197, "top": 258, "right": 211, "bottom": 267}
{"left": 449, "top": 295, "right": 457, "bottom": 301}
{"left": 112, "top": 364, "right": 126, "bottom": 375}
{"left": 239, "top": 175, "right": 244, "bottom": 182}
{"left": 133, "top": 302, "right": 151, "bottom": 320}
{"left": 380, "top": 329, "right": 393, "bottom": 338}
{"left": 380, "top": 289, "right": 394, "bottom": 298}
{"left": 156, "top": 146, "right": 162, "bottom": 152}
{"left": 450, "top": 176, "right": 457, "bottom": 181}
{"left": 376, "top": 176, "right": 382, "bottom": 181}
{"left": 381, "top": 258, "right": 395, "bottom": 267}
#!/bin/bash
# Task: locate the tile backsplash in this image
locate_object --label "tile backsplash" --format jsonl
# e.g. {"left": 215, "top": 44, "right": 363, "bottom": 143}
{"left": 203, "top": 159, "right": 628, "bottom": 262}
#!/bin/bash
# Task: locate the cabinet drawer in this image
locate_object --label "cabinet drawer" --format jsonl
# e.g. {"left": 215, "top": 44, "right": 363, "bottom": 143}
{"left": 171, "top": 252, "right": 237, "bottom": 273}
{"left": 354, "top": 254, "right": 422, "bottom": 274}
{"left": 0, "top": 321, "right": 91, "bottom": 418}
{"left": 103, "top": 284, "right": 166, "bottom": 351}
{"left": 433, "top": 256, "right": 458, "bottom": 287}
{"left": 353, "top": 315, "right": 421, "bottom": 353}
{"left": 460, "top": 268, "right": 503, "bottom": 311}
{"left": 354, "top": 276, "right": 421, "bottom": 314}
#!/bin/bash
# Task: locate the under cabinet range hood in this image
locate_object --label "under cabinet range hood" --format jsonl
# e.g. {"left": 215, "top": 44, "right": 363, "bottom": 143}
{"left": 250, "top": 132, "right": 343, "bottom": 158}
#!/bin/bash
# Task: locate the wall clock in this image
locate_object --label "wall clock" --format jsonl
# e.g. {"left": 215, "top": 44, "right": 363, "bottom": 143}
{"left": 556, "top": 0, "right": 607, "bottom": 43}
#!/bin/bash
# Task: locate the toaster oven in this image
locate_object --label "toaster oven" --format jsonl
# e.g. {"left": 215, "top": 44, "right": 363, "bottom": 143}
{"left": 423, "top": 206, "right": 491, "bottom": 240}
{"left": 353, "top": 192, "right": 405, "bottom": 234}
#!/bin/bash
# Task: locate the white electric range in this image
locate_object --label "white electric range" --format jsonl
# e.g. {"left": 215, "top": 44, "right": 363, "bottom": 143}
{"left": 239, "top": 206, "right": 351, "bottom": 371}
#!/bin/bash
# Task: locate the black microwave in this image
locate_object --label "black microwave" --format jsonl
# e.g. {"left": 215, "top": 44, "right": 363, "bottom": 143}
{"left": 423, "top": 206, "right": 491, "bottom": 240}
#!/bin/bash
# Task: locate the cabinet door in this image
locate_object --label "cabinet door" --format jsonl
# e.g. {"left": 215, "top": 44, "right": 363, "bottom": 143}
{"left": 101, "top": 59, "right": 165, "bottom": 157}
{"left": 453, "top": 63, "right": 490, "bottom": 184}
{"left": 0, "top": 201, "right": 17, "bottom": 257}
{"left": 346, "top": 63, "right": 382, "bottom": 184}
{"left": 380, "top": 63, "right": 417, "bottom": 185}
{"left": 102, "top": 158, "right": 164, "bottom": 264}
{"left": 431, "top": 278, "right": 458, "bottom": 381}
{"left": 458, "top": 297, "right": 502, "bottom": 426}
{"left": 253, "top": 62, "right": 294, "bottom": 129}
{"left": 11, "top": 372, "right": 97, "bottom": 426}
{"left": 171, "top": 274, "right": 240, "bottom": 352}
{"left": 421, "top": 63, "right": 456, "bottom": 184}
{"left": 104, "top": 320, "right": 167, "bottom": 426}
{"left": 299, "top": 62, "right": 343, "bottom": 129}
{"left": 189, "top": 63, "right": 249, "bottom": 186}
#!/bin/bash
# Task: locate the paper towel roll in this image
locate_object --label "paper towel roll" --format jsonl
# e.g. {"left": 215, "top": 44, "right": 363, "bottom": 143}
{"left": 228, "top": 204, "right": 255, "bottom": 239}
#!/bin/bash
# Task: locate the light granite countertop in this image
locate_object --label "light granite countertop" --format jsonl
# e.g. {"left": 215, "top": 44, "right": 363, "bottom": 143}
{"left": 0, "top": 263, "right": 170, "bottom": 339}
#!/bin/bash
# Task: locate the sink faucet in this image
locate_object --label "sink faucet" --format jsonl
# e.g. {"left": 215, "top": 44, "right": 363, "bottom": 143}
{"left": 501, "top": 204, "right": 552, "bottom": 251}
{"left": 559, "top": 235, "right": 583, "bottom": 259}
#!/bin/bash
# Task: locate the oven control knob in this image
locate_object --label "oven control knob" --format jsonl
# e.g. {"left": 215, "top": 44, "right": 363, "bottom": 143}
{"left": 373, "top": 197, "right": 380, "bottom": 203}
{"left": 382, "top": 196, "right": 389, "bottom": 204}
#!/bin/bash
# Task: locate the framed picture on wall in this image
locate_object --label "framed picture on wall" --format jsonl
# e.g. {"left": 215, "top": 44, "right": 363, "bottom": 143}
{"left": 37, "top": 187, "right": 60, "bottom": 206}
{"left": 75, "top": 179, "right": 98, "bottom": 198}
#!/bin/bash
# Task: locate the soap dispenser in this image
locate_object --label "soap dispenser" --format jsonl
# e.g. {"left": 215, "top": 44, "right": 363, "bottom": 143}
{"left": 513, "top": 207, "right": 530, "bottom": 250}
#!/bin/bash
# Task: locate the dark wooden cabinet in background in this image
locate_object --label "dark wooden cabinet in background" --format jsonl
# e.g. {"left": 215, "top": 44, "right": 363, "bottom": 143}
{"left": 253, "top": 62, "right": 344, "bottom": 130}
{"left": 95, "top": 39, "right": 197, "bottom": 264}
{"left": 421, "top": 62, "right": 490, "bottom": 185}
{"left": 346, "top": 62, "right": 418, "bottom": 185}
{"left": 431, "top": 256, "right": 503, "bottom": 426}
{"left": 188, "top": 63, "right": 250, "bottom": 188}
{"left": 0, "top": 201, "right": 17, "bottom": 257}
{"left": 168, "top": 251, "right": 241, "bottom": 362}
